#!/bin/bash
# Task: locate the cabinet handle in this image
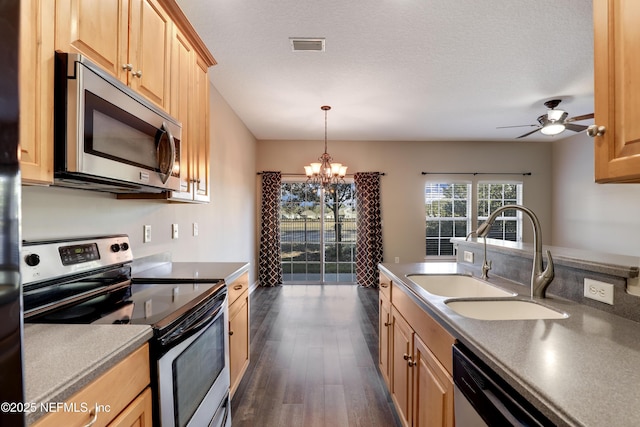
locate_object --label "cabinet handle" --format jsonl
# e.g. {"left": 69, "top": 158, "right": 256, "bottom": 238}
{"left": 83, "top": 404, "right": 99, "bottom": 427}
{"left": 384, "top": 322, "right": 391, "bottom": 327}
{"left": 122, "top": 63, "right": 133, "bottom": 71}
{"left": 132, "top": 70, "right": 143, "bottom": 78}
{"left": 233, "top": 284, "right": 243, "bottom": 290}
{"left": 380, "top": 283, "right": 389, "bottom": 288}
{"left": 587, "top": 125, "right": 606, "bottom": 137}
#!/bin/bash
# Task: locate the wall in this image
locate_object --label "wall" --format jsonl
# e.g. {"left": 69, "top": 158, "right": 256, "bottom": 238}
{"left": 22, "top": 84, "right": 259, "bottom": 283}
{"left": 256, "top": 139, "right": 552, "bottom": 263}
{"left": 551, "top": 132, "right": 640, "bottom": 257}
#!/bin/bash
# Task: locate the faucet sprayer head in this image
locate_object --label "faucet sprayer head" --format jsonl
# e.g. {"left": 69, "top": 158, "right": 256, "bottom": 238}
{"left": 476, "top": 221, "right": 493, "bottom": 238}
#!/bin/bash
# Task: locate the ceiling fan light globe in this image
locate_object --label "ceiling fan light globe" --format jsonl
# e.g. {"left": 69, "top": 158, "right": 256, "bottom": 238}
{"left": 547, "top": 109, "right": 566, "bottom": 121}
{"left": 541, "top": 123, "right": 566, "bottom": 136}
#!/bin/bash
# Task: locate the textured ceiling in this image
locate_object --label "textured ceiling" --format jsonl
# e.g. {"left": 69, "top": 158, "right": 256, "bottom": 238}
{"left": 176, "top": 0, "right": 594, "bottom": 142}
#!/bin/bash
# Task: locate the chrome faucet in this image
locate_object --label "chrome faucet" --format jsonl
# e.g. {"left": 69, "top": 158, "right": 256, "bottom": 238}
{"left": 475, "top": 204, "right": 555, "bottom": 298}
{"left": 466, "top": 230, "right": 492, "bottom": 279}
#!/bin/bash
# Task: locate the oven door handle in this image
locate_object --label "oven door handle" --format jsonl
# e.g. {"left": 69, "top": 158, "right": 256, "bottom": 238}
{"left": 159, "top": 299, "right": 225, "bottom": 348}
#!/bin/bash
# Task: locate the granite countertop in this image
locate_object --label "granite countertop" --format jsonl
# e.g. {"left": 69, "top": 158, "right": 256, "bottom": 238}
{"left": 133, "top": 260, "right": 249, "bottom": 284}
{"left": 23, "top": 323, "right": 153, "bottom": 425}
{"left": 379, "top": 262, "right": 640, "bottom": 427}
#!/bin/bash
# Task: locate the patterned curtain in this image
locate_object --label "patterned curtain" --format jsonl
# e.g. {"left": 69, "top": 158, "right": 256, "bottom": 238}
{"left": 259, "top": 172, "right": 283, "bottom": 287}
{"left": 355, "top": 172, "right": 383, "bottom": 288}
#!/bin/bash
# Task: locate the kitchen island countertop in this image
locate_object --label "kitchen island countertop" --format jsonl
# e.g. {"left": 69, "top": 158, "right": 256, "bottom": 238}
{"left": 380, "top": 262, "right": 640, "bottom": 427}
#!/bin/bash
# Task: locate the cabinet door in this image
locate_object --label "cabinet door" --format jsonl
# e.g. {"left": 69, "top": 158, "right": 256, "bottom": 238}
{"left": 20, "top": 0, "right": 55, "bottom": 184}
{"left": 379, "top": 293, "right": 391, "bottom": 389}
{"left": 128, "top": 0, "right": 171, "bottom": 109}
{"left": 593, "top": 0, "right": 640, "bottom": 182}
{"left": 229, "top": 292, "right": 250, "bottom": 397}
{"left": 192, "top": 56, "right": 211, "bottom": 202}
{"left": 168, "top": 26, "right": 195, "bottom": 200}
{"left": 55, "top": 0, "right": 129, "bottom": 82}
{"left": 108, "top": 387, "right": 153, "bottom": 427}
{"left": 391, "top": 308, "right": 413, "bottom": 427}
{"left": 412, "top": 335, "right": 454, "bottom": 427}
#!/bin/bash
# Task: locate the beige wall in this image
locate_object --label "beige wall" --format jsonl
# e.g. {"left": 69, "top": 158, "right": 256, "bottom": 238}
{"left": 257, "top": 139, "right": 553, "bottom": 263}
{"left": 551, "top": 132, "right": 640, "bottom": 257}
{"left": 22, "top": 84, "right": 259, "bottom": 283}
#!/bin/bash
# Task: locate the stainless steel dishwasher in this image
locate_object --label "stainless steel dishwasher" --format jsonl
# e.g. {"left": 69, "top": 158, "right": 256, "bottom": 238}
{"left": 453, "top": 344, "right": 555, "bottom": 426}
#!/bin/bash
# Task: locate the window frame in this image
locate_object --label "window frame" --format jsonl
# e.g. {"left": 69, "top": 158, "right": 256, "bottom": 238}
{"left": 424, "top": 179, "right": 524, "bottom": 260}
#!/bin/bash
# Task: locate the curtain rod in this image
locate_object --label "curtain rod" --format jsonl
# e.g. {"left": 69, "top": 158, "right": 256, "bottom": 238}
{"left": 421, "top": 172, "right": 531, "bottom": 176}
{"left": 257, "top": 172, "right": 386, "bottom": 176}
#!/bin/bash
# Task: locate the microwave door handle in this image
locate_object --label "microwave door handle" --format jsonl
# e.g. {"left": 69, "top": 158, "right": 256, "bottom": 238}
{"left": 156, "top": 122, "right": 176, "bottom": 184}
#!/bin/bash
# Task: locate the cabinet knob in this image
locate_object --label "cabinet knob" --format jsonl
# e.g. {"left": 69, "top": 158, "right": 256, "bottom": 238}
{"left": 403, "top": 353, "right": 410, "bottom": 361}
{"left": 229, "top": 331, "right": 234, "bottom": 336}
{"left": 122, "top": 63, "right": 133, "bottom": 71}
{"left": 408, "top": 359, "right": 417, "bottom": 367}
{"left": 587, "top": 125, "right": 606, "bottom": 137}
{"left": 132, "top": 70, "right": 143, "bottom": 78}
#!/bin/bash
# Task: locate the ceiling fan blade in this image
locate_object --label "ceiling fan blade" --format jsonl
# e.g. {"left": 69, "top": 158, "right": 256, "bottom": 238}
{"left": 566, "top": 113, "right": 594, "bottom": 122}
{"left": 496, "top": 124, "right": 537, "bottom": 129}
{"left": 516, "top": 127, "right": 542, "bottom": 139}
{"left": 564, "top": 123, "right": 589, "bottom": 132}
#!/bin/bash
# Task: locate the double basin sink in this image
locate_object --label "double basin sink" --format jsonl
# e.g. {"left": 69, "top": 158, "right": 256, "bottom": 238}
{"left": 405, "top": 274, "right": 568, "bottom": 320}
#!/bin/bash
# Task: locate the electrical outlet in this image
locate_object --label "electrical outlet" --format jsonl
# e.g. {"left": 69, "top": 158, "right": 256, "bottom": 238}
{"left": 172, "top": 223, "right": 179, "bottom": 239}
{"left": 193, "top": 222, "right": 199, "bottom": 237}
{"left": 143, "top": 225, "right": 151, "bottom": 243}
{"left": 584, "top": 278, "right": 614, "bottom": 305}
{"left": 463, "top": 251, "right": 474, "bottom": 263}
{"left": 395, "top": 257, "right": 400, "bottom": 263}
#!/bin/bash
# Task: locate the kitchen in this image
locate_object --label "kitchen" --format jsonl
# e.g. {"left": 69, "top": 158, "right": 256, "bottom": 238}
{"left": 3, "top": 0, "right": 640, "bottom": 426}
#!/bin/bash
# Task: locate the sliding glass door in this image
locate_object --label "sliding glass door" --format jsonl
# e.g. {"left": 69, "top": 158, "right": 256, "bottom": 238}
{"left": 280, "top": 182, "right": 356, "bottom": 282}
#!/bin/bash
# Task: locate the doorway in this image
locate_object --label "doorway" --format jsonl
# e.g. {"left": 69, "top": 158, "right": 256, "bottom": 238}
{"left": 280, "top": 181, "right": 356, "bottom": 282}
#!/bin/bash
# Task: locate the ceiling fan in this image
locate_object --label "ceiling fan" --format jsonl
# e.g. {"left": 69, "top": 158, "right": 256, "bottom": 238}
{"left": 498, "top": 99, "right": 594, "bottom": 139}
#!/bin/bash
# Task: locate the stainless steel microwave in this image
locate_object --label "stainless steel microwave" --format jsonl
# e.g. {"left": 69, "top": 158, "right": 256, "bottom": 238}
{"left": 54, "top": 52, "right": 181, "bottom": 193}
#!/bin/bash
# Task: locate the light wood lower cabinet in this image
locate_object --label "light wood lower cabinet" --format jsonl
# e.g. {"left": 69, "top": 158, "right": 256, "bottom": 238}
{"left": 227, "top": 271, "right": 250, "bottom": 397}
{"left": 32, "top": 344, "right": 151, "bottom": 427}
{"left": 379, "top": 272, "right": 455, "bottom": 427}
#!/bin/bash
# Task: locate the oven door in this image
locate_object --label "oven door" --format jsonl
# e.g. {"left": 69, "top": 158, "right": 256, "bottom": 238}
{"left": 157, "top": 290, "right": 230, "bottom": 427}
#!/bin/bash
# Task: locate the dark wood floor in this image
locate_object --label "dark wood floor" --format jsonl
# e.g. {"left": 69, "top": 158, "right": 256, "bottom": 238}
{"left": 231, "top": 284, "right": 400, "bottom": 427}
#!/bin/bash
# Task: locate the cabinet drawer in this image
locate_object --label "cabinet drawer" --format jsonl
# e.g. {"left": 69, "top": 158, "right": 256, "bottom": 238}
{"left": 379, "top": 272, "right": 392, "bottom": 301}
{"left": 33, "top": 344, "right": 150, "bottom": 427}
{"left": 228, "top": 271, "right": 249, "bottom": 306}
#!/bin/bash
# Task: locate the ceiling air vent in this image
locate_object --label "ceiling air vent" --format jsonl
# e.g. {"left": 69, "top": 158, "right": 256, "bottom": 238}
{"left": 290, "top": 37, "right": 325, "bottom": 52}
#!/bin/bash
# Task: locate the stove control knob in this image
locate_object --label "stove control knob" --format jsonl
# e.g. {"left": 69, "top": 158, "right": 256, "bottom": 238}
{"left": 120, "top": 242, "right": 129, "bottom": 251}
{"left": 110, "top": 244, "right": 121, "bottom": 252}
{"left": 25, "top": 253, "right": 40, "bottom": 267}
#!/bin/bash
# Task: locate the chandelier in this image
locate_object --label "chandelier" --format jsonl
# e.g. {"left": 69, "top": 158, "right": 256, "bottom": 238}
{"left": 304, "top": 105, "right": 347, "bottom": 188}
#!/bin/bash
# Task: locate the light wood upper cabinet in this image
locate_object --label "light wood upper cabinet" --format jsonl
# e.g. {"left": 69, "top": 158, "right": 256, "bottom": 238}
{"left": 19, "top": 0, "right": 55, "bottom": 185}
{"left": 593, "top": 0, "right": 640, "bottom": 182}
{"left": 192, "top": 56, "right": 211, "bottom": 202}
{"left": 56, "top": 0, "right": 171, "bottom": 109}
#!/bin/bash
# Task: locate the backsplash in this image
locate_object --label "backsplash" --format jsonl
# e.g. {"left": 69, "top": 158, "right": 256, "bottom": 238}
{"left": 452, "top": 238, "right": 640, "bottom": 323}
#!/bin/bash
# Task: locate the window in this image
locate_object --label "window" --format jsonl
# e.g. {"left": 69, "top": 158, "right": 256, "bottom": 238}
{"left": 425, "top": 181, "right": 523, "bottom": 258}
{"left": 425, "top": 183, "right": 471, "bottom": 257}
{"left": 477, "top": 183, "right": 522, "bottom": 241}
